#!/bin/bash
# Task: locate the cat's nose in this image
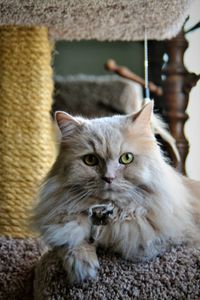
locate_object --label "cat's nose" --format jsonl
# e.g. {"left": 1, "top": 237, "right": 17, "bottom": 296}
{"left": 102, "top": 176, "right": 114, "bottom": 184}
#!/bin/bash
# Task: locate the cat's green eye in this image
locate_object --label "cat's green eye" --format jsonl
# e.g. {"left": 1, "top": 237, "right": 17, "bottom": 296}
{"left": 119, "top": 152, "right": 134, "bottom": 165}
{"left": 83, "top": 154, "right": 99, "bottom": 166}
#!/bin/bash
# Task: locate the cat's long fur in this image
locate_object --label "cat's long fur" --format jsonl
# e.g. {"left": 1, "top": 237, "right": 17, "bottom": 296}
{"left": 32, "top": 102, "right": 200, "bottom": 283}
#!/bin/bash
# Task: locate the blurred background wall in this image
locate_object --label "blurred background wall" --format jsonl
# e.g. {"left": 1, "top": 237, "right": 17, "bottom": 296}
{"left": 54, "top": 40, "right": 144, "bottom": 77}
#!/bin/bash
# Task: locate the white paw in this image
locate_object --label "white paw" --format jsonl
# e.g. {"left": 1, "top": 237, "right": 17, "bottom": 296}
{"left": 63, "top": 247, "right": 99, "bottom": 283}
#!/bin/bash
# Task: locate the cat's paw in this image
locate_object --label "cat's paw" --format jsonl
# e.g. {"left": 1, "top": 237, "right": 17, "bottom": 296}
{"left": 89, "top": 203, "right": 114, "bottom": 225}
{"left": 62, "top": 244, "right": 99, "bottom": 283}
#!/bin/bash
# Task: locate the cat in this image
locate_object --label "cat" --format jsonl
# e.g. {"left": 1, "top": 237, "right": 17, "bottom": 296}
{"left": 32, "top": 101, "right": 200, "bottom": 283}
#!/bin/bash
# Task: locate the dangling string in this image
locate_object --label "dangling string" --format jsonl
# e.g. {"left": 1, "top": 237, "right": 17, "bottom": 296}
{"left": 144, "top": 27, "right": 150, "bottom": 102}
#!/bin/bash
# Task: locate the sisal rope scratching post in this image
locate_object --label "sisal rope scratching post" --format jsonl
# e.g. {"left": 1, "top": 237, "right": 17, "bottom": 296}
{"left": 0, "top": 26, "right": 56, "bottom": 238}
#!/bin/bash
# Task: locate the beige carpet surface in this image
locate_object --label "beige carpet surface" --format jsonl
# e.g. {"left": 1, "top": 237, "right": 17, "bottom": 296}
{"left": 35, "top": 245, "right": 200, "bottom": 300}
{"left": 0, "top": 237, "right": 45, "bottom": 300}
{"left": 0, "top": 0, "right": 192, "bottom": 41}
{"left": 0, "top": 237, "right": 200, "bottom": 299}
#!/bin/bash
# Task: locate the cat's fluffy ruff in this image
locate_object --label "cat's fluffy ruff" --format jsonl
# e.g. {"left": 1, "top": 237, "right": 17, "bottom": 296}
{"left": 33, "top": 102, "right": 200, "bottom": 283}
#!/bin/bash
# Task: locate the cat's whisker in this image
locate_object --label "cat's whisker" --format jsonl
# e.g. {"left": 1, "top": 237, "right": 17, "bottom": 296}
{"left": 39, "top": 189, "right": 93, "bottom": 224}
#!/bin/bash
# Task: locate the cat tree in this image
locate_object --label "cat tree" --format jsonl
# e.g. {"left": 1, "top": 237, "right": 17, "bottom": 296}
{"left": 0, "top": 1, "right": 199, "bottom": 299}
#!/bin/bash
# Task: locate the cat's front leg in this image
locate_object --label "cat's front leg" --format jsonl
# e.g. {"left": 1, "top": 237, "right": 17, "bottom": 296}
{"left": 50, "top": 213, "right": 99, "bottom": 283}
{"left": 57, "top": 241, "right": 99, "bottom": 283}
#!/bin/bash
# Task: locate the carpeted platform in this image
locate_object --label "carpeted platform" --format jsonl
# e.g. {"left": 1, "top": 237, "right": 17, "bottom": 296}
{"left": 0, "top": 236, "right": 200, "bottom": 299}
{"left": 34, "top": 245, "right": 200, "bottom": 300}
{"left": 0, "top": 237, "right": 45, "bottom": 300}
{"left": 0, "top": 0, "right": 192, "bottom": 41}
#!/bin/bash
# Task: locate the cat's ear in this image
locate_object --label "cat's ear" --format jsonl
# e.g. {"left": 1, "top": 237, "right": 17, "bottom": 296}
{"left": 55, "top": 111, "right": 82, "bottom": 139}
{"left": 131, "top": 101, "right": 154, "bottom": 130}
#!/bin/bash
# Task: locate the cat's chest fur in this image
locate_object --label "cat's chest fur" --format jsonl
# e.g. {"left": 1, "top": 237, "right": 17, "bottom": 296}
{"left": 90, "top": 205, "right": 161, "bottom": 261}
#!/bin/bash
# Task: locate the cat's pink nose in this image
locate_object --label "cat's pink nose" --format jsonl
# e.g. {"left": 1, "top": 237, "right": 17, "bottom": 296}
{"left": 102, "top": 176, "right": 114, "bottom": 184}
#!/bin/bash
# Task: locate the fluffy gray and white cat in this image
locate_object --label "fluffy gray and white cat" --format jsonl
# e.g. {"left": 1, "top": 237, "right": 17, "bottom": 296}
{"left": 33, "top": 102, "right": 200, "bottom": 283}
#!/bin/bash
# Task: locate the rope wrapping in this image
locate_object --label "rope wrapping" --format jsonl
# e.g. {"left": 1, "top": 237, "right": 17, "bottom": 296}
{"left": 0, "top": 26, "right": 56, "bottom": 237}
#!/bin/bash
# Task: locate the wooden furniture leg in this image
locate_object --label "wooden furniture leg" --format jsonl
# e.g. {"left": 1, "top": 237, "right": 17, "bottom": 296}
{"left": 149, "top": 28, "right": 200, "bottom": 174}
{"left": 162, "top": 29, "right": 200, "bottom": 174}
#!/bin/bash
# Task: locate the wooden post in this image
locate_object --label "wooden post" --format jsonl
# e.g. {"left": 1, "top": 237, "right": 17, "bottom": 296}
{"left": 162, "top": 28, "right": 200, "bottom": 174}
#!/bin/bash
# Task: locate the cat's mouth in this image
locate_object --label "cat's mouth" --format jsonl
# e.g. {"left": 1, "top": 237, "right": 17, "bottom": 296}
{"left": 102, "top": 182, "right": 123, "bottom": 193}
{"left": 102, "top": 184, "right": 116, "bottom": 192}
{"left": 101, "top": 185, "right": 122, "bottom": 197}
{"left": 104, "top": 186, "right": 113, "bottom": 192}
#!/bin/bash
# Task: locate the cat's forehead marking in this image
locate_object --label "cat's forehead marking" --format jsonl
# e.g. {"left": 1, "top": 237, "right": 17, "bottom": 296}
{"left": 85, "top": 118, "right": 123, "bottom": 159}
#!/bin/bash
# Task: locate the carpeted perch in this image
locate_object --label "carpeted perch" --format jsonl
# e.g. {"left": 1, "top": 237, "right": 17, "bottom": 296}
{"left": 1, "top": 237, "right": 200, "bottom": 300}
{"left": 0, "top": 26, "right": 55, "bottom": 238}
{"left": 34, "top": 246, "right": 200, "bottom": 300}
{"left": 0, "top": 0, "right": 192, "bottom": 41}
{"left": 0, "top": 237, "right": 45, "bottom": 300}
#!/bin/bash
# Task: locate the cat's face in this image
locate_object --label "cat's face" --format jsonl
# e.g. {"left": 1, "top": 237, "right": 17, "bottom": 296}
{"left": 54, "top": 102, "right": 159, "bottom": 208}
